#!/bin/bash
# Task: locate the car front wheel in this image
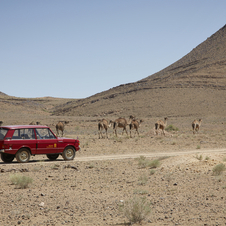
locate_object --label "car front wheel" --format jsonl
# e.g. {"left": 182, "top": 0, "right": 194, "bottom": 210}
{"left": 1, "top": 153, "right": 15, "bottom": 163}
{"left": 62, "top": 146, "right": 75, "bottom": 161}
{"left": 46, "top": 154, "right": 59, "bottom": 160}
{"left": 16, "top": 148, "right": 30, "bottom": 163}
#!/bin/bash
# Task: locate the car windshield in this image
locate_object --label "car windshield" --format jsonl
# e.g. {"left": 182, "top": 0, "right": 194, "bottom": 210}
{"left": 0, "top": 128, "right": 8, "bottom": 140}
{"left": 35, "top": 128, "right": 56, "bottom": 139}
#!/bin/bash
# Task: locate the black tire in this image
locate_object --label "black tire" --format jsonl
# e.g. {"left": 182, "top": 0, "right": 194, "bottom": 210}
{"left": 46, "top": 154, "right": 59, "bottom": 160}
{"left": 62, "top": 146, "right": 75, "bottom": 161}
{"left": 1, "top": 153, "right": 15, "bottom": 163}
{"left": 16, "top": 148, "right": 30, "bottom": 163}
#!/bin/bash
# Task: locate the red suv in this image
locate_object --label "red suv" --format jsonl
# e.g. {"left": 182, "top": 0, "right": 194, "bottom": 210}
{"left": 0, "top": 125, "right": 80, "bottom": 163}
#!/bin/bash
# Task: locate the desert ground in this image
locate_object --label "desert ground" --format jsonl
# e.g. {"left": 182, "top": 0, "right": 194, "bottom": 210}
{"left": 1, "top": 112, "right": 226, "bottom": 226}
{"left": 1, "top": 24, "right": 226, "bottom": 225}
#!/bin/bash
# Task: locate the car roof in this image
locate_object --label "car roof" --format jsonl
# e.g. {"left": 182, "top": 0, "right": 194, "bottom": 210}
{"left": 0, "top": 125, "right": 49, "bottom": 130}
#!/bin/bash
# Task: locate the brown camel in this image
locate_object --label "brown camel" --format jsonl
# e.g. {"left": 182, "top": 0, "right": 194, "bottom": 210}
{"left": 129, "top": 119, "right": 144, "bottom": 138}
{"left": 98, "top": 119, "right": 113, "bottom": 139}
{"left": 113, "top": 115, "right": 135, "bottom": 137}
{"left": 56, "top": 121, "right": 69, "bottom": 137}
{"left": 29, "top": 121, "right": 40, "bottom": 125}
{"left": 155, "top": 117, "right": 168, "bottom": 136}
{"left": 192, "top": 119, "right": 202, "bottom": 134}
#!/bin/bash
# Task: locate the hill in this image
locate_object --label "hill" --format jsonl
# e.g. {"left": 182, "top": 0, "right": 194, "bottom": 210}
{"left": 1, "top": 25, "right": 226, "bottom": 119}
{"left": 51, "top": 24, "right": 226, "bottom": 118}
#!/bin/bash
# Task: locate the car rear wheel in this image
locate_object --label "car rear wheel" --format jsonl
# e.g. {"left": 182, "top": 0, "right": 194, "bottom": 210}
{"left": 1, "top": 153, "right": 15, "bottom": 163}
{"left": 16, "top": 148, "right": 30, "bottom": 163}
{"left": 46, "top": 154, "right": 59, "bottom": 160}
{"left": 62, "top": 146, "right": 75, "bottom": 161}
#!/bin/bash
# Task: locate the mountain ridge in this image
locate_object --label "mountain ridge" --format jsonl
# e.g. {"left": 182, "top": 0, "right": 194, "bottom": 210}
{"left": 1, "top": 24, "right": 226, "bottom": 119}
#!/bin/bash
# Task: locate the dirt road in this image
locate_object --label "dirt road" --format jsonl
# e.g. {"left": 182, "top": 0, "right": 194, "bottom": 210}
{"left": 75, "top": 148, "right": 226, "bottom": 161}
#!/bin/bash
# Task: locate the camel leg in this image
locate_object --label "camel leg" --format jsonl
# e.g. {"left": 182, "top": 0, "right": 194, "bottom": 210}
{"left": 114, "top": 129, "right": 118, "bottom": 137}
{"left": 123, "top": 128, "right": 128, "bottom": 136}
{"left": 105, "top": 129, "right": 108, "bottom": 138}
{"left": 99, "top": 130, "right": 103, "bottom": 139}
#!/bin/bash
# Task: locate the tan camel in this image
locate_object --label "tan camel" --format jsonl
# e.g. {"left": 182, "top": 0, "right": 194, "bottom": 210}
{"left": 29, "top": 121, "right": 40, "bottom": 125}
{"left": 192, "top": 119, "right": 202, "bottom": 134}
{"left": 129, "top": 119, "right": 144, "bottom": 138}
{"left": 155, "top": 117, "right": 168, "bottom": 136}
{"left": 56, "top": 121, "right": 69, "bottom": 137}
{"left": 113, "top": 115, "right": 135, "bottom": 137}
{"left": 98, "top": 119, "right": 113, "bottom": 139}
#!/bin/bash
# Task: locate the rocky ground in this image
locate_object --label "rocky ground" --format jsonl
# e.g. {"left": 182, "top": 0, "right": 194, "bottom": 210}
{"left": 1, "top": 115, "right": 226, "bottom": 225}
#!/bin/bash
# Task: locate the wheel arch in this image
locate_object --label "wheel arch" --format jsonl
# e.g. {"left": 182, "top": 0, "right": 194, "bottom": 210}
{"left": 17, "top": 146, "right": 31, "bottom": 155}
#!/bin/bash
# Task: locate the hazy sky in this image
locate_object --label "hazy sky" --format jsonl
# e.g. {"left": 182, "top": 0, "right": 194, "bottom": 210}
{"left": 1, "top": 1, "right": 225, "bottom": 99}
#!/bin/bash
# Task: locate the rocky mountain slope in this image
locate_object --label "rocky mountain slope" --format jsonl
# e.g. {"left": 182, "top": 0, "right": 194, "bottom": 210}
{"left": 50, "top": 24, "right": 226, "bottom": 118}
{"left": 1, "top": 25, "right": 226, "bottom": 119}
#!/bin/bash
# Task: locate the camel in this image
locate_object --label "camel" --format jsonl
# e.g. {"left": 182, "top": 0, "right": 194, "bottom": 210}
{"left": 98, "top": 119, "right": 113, "bottom": 139}
{"left": 56, "top": 121, "right": 69, "bottom": 137}
{"left": 129, "top": 119, "right": 144, "bottom": 138}
{"left": 192, "top": 119, "right": 202, "bottom": 134}
{"left": 113, "top": 115, "right": 135, "bottom": 137}
{"left": 29, "top": 121, "right": 40, "bottom": 125}
{"left": 155, "top": 117, "right": 168, "bottom": 136}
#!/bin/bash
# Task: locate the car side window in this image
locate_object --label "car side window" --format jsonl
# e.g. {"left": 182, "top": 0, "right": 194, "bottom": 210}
{"left": 12, "top": 129, "right": 35, "bottom": 139}
{"left": 35, "top": 128, "right": 56, "bottom": 139}
{"left": 0, "top": 128, "right": 8, "bottom": 140}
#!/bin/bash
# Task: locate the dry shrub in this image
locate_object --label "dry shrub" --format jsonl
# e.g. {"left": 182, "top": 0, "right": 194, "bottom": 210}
{"left": 138, "top": 175, "right": 148, "bottom": 185}
{"left": 195, "top": 154, "right": 203, "bottom": 160}
{"left": 136, "top": 156, "right": 160, "bottom": 169}
{"left": 10, "top": 174, "right": 33, "bottom": 189}
{"left": 165, "top": 124, "right": 179, "bottom": 131}
{"left": 147, "top": 159, "right": 160, "bottom": 169}
{"left": 212, "top": 163, "right": 226, "bottom": 176}
{"left": 122, "top": 196, "right": 151, "bottom": 224}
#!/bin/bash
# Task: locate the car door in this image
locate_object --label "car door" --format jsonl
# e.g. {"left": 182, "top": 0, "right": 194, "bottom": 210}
{"left": 10, "top": 128, "right": 37, "bottom": 154}
{"left": 34, "top": 128, "right": 58, "bottom": 154}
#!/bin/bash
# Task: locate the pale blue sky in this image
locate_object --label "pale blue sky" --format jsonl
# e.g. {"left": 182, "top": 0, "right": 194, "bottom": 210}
{"left": 1, "top": 1, "right": 225, "bottom": 98}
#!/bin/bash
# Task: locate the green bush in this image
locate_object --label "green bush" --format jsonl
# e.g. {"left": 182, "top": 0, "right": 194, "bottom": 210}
{"left": 10, "top": 174, "right": 33, "bottom": 189}
{"left": 212, "top": 163, "right": 226, "bottom": 176}
{"left": 122, "top": 197, "right": 151, "bottom": 224}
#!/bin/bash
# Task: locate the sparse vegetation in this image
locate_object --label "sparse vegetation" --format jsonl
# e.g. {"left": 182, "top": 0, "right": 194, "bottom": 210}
{"left": 212, "top": 163, "right": 226, "bottom": 176}
{"left": 147, "top": 159, "right": 160, "bottom": 169}
{"left": 165, "top": 124, "right": 179, "bottom": 132}
{"left": 120, "top": 196, "right": 151, "bottom": 224}
{"left": 136, "top": 156, "right": 160, "bottom": 169}
{"left": 138, "top": 175, "right": 148, "bottom": 185}
{"left": 205, "top": 156, "right": 210, "bottom": 161}
{"left": 196, "top": 145, "right": 201, "bottom": 149}
{"left": 195, "top": 154, "right": 203, "bottom": 161}
{"left": 10, "top": 174, "right": 33, "bottom": 189}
